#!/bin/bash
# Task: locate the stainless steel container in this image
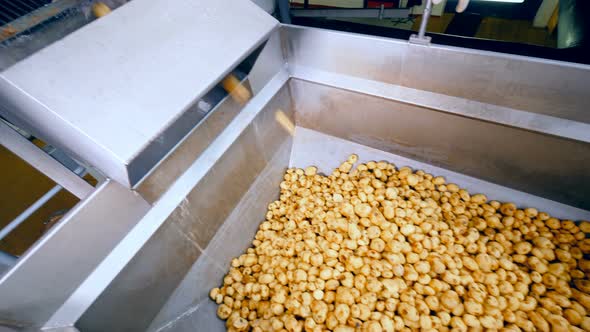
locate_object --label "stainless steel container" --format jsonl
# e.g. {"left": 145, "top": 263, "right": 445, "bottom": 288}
{"left": 1, "top": 1, "right": 590, "bottom": 331}
{"left": 77, "top": 26, "right": 590, "bottom": 332}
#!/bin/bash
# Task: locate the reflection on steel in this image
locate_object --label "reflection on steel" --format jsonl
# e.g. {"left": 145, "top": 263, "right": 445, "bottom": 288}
{"left": 558, "top": 0, "right": 586, "bottom": 49}
{"left": 274, "top": 110, "right": 295, "bottom": 136}
{"left": 290, "top": 8, "right": 410, "bottom": 19}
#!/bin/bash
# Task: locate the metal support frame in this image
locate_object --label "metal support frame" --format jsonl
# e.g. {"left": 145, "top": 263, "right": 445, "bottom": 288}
{"left": 0, "top": 185, "right": 62, "bottom": 242}
{"left": 0, "top": 121, "right": 93, "bottom": 199}
{"left": 417, "top": 0, "right": 433, "bottom": 39}
{"left": 410, "top": 0, "right": 433, "bottom": 44}
{"left": 0, "top": 166, "right": 85, "bottom": 242}
{"left": 0, "top": 120, "right": 92, "bottom": 246}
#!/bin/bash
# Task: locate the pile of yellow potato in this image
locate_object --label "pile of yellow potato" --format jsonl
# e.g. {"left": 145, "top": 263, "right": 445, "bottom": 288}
{"left": 210, "top": 155, "right": 590, "bottom": 332}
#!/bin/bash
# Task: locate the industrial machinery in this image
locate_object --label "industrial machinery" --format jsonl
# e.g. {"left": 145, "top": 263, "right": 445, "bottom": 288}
{"left": 0, "top": 0, "right": 589, "bottom": 331}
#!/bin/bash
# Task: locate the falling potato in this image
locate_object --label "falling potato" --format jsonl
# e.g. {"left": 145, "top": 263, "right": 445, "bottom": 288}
{"left": 92, "top": 2, "right": 111, "bottom": 18}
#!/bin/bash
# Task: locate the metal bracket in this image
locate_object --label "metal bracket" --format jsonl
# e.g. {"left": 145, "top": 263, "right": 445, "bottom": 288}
{"left": 409, "top": 34, "right": 432, "bottom": 45}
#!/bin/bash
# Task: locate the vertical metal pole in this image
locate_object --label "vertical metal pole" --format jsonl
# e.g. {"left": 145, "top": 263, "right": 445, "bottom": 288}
{"left": 277, "top": 0, "right": 291, "bottom": 24}
{"left": 417, "top": 0, "right": 433, "bottom": 39}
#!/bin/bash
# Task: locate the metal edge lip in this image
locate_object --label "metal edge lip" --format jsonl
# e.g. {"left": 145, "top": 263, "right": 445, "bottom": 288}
{"left": 425, "top": 41, "right": 590, "bottom": 70}
{"left": 289, "top": 8, "right": 411, "bottom": 19}
{"left": 280, "top": 23, "right": 409, "bottom": 46}
{"left": 281, "top": 24, "right": 590, "bottom": 70}
{"left": 290, "top": 65, "right": 590, "bottom": 144}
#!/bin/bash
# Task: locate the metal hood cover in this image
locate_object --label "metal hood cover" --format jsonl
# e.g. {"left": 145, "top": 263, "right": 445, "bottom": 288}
{"left": 0, "top": 0, "right": 278, "bottom": 187}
